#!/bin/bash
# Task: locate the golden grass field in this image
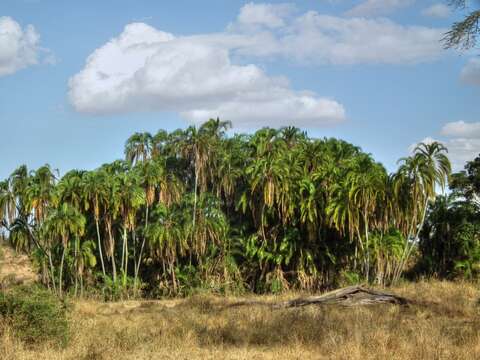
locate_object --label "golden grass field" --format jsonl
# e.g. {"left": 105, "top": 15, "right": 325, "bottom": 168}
{"left": 1, "top": 281, "right": 479, "bottom": 360}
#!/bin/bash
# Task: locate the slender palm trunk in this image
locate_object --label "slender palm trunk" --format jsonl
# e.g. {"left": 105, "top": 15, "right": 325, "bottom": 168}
{"left": 170, "top": 261, "right": 177, "bottom": 294}
{"left": 353, "top": 242, "right": 358, "bottom": 272}
{"left": 393, "top": 197, "right": 430, "bottom": 284}
{"left": 59, "top": 245, "right": 67, "bottom": 297}
{"left": 107, "top": 223, "right": 117, "bottom": 282}
{"left": 193, "top": 162, "right": 198, "bottom": 229}
{"left": 95, "top": 218, "right": 106, "bottom": 277}
{"left": 364, "top": 212, "right": 370, "bottom": 283}
{"left": 122, "top": 226, "right": 128, "bottom": 287}
{"left": 112, "top": 252, "right": 117, "bottom": 282}
{"left": 47, "top": 250, "right": 57, "bottom": 294}
{"left": 134, "top": 206, "right": 149, "bottom": 290}
{"left": 80, "top": 274, "right": 84, "bottom": 298}
{"left": 355, "top": 227, "right": 366, "bottom": 279}
{"left": 121, "top": 227, "right": 126, "bottom": 274}
{"left": 74, "top": 238, "right": 78, "bottom": 297}
{"left": 133, "top": 228, "right": 137, "bottom": 282}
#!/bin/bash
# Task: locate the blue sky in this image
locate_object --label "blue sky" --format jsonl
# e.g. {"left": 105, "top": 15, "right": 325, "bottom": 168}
{"left": 1, "top": 0, "right": 479, "bottom": 179}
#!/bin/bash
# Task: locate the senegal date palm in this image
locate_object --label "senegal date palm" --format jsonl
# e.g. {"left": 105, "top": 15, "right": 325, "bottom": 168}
{"left": 145, "top": 204, "right": 187, "bottom": 294}
{"left": 26, "top": 165, "right": 57, "bottom": 224}
{"left": 347, "top": 157, "right": 388, "bottom": 281}
{"left": 133, "top": 159, "right": 182, "bottom": 289}
{"left": 82, "top": 171, "right": 108, "bottom": 277}
{"left": 43, "top": 203, "right": 85, "bottom": 296}
{"left": 392, "top": 142, "right": 451, "bottom": 283}
{"left": 116, "top": 172, "right": 145, "bottom": 287}
{"left": 125, "top": 132, "right": 153, "bottom": 165}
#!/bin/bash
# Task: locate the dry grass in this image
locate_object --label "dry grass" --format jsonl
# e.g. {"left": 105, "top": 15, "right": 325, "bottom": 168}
{"left": 0, "top": 246, "right": 38, "bottom": 288}
{"left": 1, "top": 281, "right": 479, "bottom": 359}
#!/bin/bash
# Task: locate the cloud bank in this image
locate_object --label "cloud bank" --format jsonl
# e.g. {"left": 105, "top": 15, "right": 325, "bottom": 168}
{"left": 69, "top": 3, "right": 446, "bottom": 128}
{"left": 68, "top": 22, "right": 345, "bottom": 128}
{"left": 417, "top": 121, "right": 480, "bottom": 171}
{"left": 0, "top": 16, "right": 41, "bottom": 76}
{"left": 460, "top": 58, "right": 480, "bottom": 86}
{"left": 422, "top": 4, "right": 451, "bottom": 18}
{"left": 345, "top": 0, "right": 414, "bottom": 17}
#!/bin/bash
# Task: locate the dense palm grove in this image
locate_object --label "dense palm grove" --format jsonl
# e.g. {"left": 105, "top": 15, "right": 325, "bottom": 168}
{"left": 0, "top": 119, "right": 478, "bottom": 298}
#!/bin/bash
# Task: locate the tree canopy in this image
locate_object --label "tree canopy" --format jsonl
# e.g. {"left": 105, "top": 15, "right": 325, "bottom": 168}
{"left": 2, "top": 120, "right": 477, "bottom": 299}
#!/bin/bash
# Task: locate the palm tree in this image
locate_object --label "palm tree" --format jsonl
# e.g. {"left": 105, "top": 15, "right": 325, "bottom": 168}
{"left": 392, "top": 141, "right": 451, "bottom": 283}
{"left": 346, "top": 157, "right": 387, "bottom": 281}
{"left": 186, "top": 193, "right": 229, "bottom": 261}
{"left": 44, "top": 203, "right": 85, "bottom": 296}
{"left": 125, "top": 132, "right": 153, "bottom": 165}
{"left": 10, "top": 165, "right": 30, "bottom": 215}
{"left": 214, "top": 136, "right": 246, "bottom": 203}
{"left": 179, "top": 119, "right": 231, "bottom": 229}
{"left": 72, "top": 239, "right": 97, "bottom": 297}
{"left": 133, "top": 159, "right": 182, "bottom": 289}
{"left": 57, "top": 170, "right": 86, "bottom": 210}
{"left": 0, "top": 179, "right": 15, "bottom": 231}
{"left": 26, "top": 165, "right": 57, "bottom": 225}
{"left": 116, "top": 171, "right": 145, "bottom": 287}
{"left": 145, "top": 204, "right": 187, "bottom": 294}
{"left": 82, "top": 170, "right": 108, "bottom": 277}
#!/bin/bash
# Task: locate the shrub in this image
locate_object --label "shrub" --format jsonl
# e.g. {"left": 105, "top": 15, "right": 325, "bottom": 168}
{"left": 0, "top": 285, "right": 69, "bottom": 346}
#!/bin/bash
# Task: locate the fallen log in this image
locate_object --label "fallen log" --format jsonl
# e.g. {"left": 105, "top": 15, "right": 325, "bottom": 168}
{"left": 228, "top": 285, "right": 409, "bottom": 309}
{"left": 274, "top": 285, "right": 408, "bottom": 308}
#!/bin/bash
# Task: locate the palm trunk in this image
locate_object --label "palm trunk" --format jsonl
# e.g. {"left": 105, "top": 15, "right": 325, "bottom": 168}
{"left": 364, "top": 212, "right": 370, "bottom": 283}
{"left": 74, "top": 238, "right": 78, "bottom": 297}
{"left": 170, "top": 261, "right": 177, "bottom": 294}
{"left": 112, "top": 252, "right": 117, "bottom": 283}
{"left": 95, "top": 218, "right": 106, "bottom": 277}
{"left": 353, "top": 242, "right": 358, "bottom": 273}
{"left": 355, "top": 227, "right": 366, "bottom": 280}
{"left": 80, "top": 274, "right": 84, "bottom": 298}
{"left": 193, "top": 162, "right": 198, "bottom": 229}
{"left": 121, "top": 227, "right": 126, "bottom": 274}
{"left": 134, "top": 206, "right": 149, "bottom": 291}
{"left": 59, "top": 245, "right": 67, "bottom": 297}
{"left": 393, "top": 197, "right": 430, "bottom": 284}
{"left": 133, "top": 228, "right": 137, "bottom": 281}
{"left": 47, "top": 250, "right": 57, "bottom": 294}
{"left": 122, "top": 226, "right": 128, "bottom": 287}
{"left": 107, "top": 222, "right": 117, "bottom": 282}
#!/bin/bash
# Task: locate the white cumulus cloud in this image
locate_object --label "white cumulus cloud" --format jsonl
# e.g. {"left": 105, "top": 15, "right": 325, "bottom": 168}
{"left": 239, "top": 12, "right": 444, "bottom": 65}
{"left": 69, "top": 22, "right": 345, "bottom": 128}
{"left": 416, "top": 121, "right": 480, "bottom": 171}
{"left": 443, "top": 137, "right": 480, "bottom": 171}
{"left": 460, "top": 58, "right": 480, "bottom": 86}
{"left": 69, "top": 3, "right": 447, "bottom": 127}
{"left": 0, "top": 16, "right": 41, "bottom": 76}
{"left": 441, "top": 121, "right": 480, "bottom": 139}
{"left": 236, "top": 2, "right": 295, "bottom": 29}
{"left": 226, "top": 4, "right": 445, "bottom": 65}
{"left": 422, "top": 3, "right": 451, "bottom": 18}
{"left": 345, "top": 0, "right": 414, "bottom": 17}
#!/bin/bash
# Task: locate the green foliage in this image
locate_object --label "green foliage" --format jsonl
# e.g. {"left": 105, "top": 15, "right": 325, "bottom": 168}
{"left": 0, "top": 120, "right": 463, "bottom": 297}
{"left": 339, "top": 270, "right": 361, "bottom": 286}
{"left": 100, "top": 274, "right": 136, "bottom": 301}
{"left": 418, "top": 154, "right": 480, "bottom": 280}
{"left": 0, "top": 285, "right": 68, "bottom": 346}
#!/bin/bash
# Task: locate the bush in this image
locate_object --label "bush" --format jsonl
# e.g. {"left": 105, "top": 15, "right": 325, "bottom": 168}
{"left": 0, "top": 285, "right": 69, "bottom": 346}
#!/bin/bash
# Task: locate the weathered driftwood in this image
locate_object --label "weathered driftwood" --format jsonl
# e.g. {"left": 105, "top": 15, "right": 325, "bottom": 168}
{"left": 228, "top": 285, "right": 409, "bottom": 309}
{"left": 274, "top": 285, "right": 408, "bottom": 308}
